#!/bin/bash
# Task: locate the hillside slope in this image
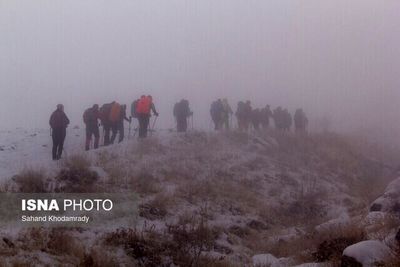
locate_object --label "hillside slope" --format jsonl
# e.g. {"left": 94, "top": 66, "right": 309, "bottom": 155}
{"left": 0, "top": 129, "right": 398, "bottom": 266}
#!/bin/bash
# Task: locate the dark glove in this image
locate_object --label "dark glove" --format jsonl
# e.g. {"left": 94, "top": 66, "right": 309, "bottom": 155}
{"left": 155, "top": 112, "right": 159, "bottom": 117}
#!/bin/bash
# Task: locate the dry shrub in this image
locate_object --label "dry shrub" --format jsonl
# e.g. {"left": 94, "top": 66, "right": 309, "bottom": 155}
{"left": 12, "top": 168, "right": 49, "bottom": 193}
{"left": 176, "top": 178, "right": 217, "bottom": 204}
{"left": 309, "top": 223, "right": 366, "bottom": 264}
{"left": 259, "top": 180, "right": 327, "bottom": 228}
{"left": 139, "top": 193, "right": 175, "bottom": 220}
{"left": 176, "top": 176, "right": 261, "bottom": 213}
{"left": 46, "top": 228, "right": 85, "bottom": 259}
{"left": 130, "top": 171, "right": 161, "bottom": 195}
{"left": 63, "top": 154, "right": 91, "bottom": 170}
{"left": 167, "top": 215, "right": 220, "bottom": 266}
{"left": 18, "top": 227, "right": 84, "bottom": 260}
{"left": 104, "top": 227, "right": 165, "bottom": 267}
{"left": 95, "top": 151, "right": 129, "bottom": 186}
{"left": 18, "top": 227, "right": 48, "bottom": 251}
{"left": 83, "top": 246, "right": 135, "bottom": 267}
{"left": 134, "top": 138, "right": 166, "bottom": 157}
{"left": 366, "top": 213, "right": 400, "bottom": 241}
{"left": 104, "top": 214, "right": 221, "bottom": 267}
{"left": 384, "top": 252, "right": 400, "bottom": 267}
{"left": 55, "top": 154, "right": 99, "bottom": 193}
{"left": 250, "top": 221, "right": 366, "bottom": 265}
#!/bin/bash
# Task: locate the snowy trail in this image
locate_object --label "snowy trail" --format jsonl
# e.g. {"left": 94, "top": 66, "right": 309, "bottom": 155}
{"left": 0, "top": 128, "right": 85, "bottom": 181}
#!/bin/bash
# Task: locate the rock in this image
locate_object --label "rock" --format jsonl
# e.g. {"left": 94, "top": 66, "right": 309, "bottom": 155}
{"left": 395, "top": 228, "right": 400, "bottom": 244}
{"left": 3, "top": 237, "right": 14, "bottom": 248}
{"left": 247, "top": 220, "right": 269, "bottom": 231}
{"left": 89, "top": 166, "right": 108, "bottom": 180}
{"left": 369, "top": 203, "right": 382, "bottom": 212}
{"left": 341, "top": 255, "right": 362, "bottom": 267}
{"left": 392, "top": 202, "right": 400, "bottom": 213}
{"left": 342, "top": 240, "right": 391, "bottom": 267}
{"left": 370, "top": 177, "right": 400, "bottom": 213}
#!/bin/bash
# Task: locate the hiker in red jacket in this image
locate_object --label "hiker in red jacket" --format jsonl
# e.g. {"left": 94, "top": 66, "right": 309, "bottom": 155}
{"left": 49, "top": 104, "right": 70, "bottom": 160}
{"left": 136, "top": 95, "right": 158, "bottom": 138}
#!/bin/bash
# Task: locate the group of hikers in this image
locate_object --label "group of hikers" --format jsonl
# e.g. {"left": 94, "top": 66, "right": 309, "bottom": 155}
{"left": 210, "top": 99, "right": 308, "bottom": 133}
{"left": 49, "top": 97, "right": 308, "bottom": 160}
{"left": 49, "top": 95, "right": 158, "bottom": 160}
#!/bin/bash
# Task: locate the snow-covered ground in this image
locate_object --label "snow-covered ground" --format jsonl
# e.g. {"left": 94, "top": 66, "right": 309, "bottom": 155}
{"left": 0, "top": 127, "right": 85, "bottom": 180}
{"left": 0, "top": 127, "right": 399, "bottom": 266}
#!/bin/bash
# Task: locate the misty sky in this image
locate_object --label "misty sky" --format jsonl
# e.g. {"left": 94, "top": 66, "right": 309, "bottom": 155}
{"left": 1, "top": 0, "right": 399, "bottom": 136}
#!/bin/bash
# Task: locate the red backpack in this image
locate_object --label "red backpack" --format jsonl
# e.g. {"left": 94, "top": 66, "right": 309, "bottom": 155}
{"left": 136, "top": 97, "right": 151, "bottom": 115}
{"left": 109, "top": 103, "right": 121, "bottom": 122}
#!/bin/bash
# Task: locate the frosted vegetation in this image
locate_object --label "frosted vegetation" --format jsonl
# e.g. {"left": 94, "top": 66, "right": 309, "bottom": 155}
{"left": 0, "top": 129, "right": 399, "bottom": 266}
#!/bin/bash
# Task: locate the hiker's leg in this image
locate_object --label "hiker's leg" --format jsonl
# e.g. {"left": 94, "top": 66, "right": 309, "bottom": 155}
{"left": 85, "top": 127, "right": 91, "bottom": 151}
{"left": 93, "top": 127, "right": 99, "bottom": 149}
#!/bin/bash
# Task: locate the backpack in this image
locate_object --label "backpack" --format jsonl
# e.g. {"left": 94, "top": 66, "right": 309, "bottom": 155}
{"left": 136, "top": 97, "right": 151, "bottom": 115}
{"left": 99, "top": 103, "right": 112, "bottom": 123}
{"left": 109, "top": 103, "right": 121, "bottom": 122}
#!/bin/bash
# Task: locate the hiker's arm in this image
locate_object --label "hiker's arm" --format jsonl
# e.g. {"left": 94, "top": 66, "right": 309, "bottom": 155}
{"left": 151, "top": 103, "right": 159, "bottom": 116}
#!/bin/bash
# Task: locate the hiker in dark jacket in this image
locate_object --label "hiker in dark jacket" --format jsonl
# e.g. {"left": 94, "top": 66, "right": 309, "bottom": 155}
{"left": 49, "top": 104, "right": 70, "bottom": 160}
{"left": 83, "top": 104, "right": 100, "bottom": 151}
{"left": 109, "top": 101, "right": 122, "bottom": 144}
{"left": 221, "top": 99, "right": 233, "bottom": 130}
{"left": 174, "top": 99, "right": 193, "bottom": 132}
{"left": 99, "top": 102, "right": 113, "bottom": 146}
{"left": 294, "top": 108, "right": 308, "bottom": 133}
{"left": 244, "top": 101, "right": 253, "bottom": 131}
{"left": 261, "top": 105, "right": 273, "bottom": 129}
{"left": 283, "top": 109, "right": 292, "bottom": 131}
{"left": 236, "top": 101, "right": 246, "bottom": 131}
{"left": 115, "top": 104, "right": 130, "bottom": 143}
{"left": 273, "top": 106, "right": 284, "bottom": 130}
{"left": 251, "top": 108, "right": 262, "bottom": 131}
{"left": 210, "top": 99, "right": 224, "bottom": 130}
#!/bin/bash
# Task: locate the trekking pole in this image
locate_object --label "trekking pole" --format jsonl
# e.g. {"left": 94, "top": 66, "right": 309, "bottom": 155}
{"left": 100, "top": 127, "right": 104, "bottom": 146}
{"left": 191, "top": 114, "right": 194, "bottom": 130}
{"left": 128, "top": 118, "right": 132, "bottom": 139}
{"left": 150, "top": 116, "right": 158, "bottom": 137}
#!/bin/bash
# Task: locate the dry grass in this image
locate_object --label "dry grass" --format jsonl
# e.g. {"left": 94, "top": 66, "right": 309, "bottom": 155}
{"left": 83, "top": 246, "right": 136, "bottom": 267}
{"left": 12, "top": 168, "right": 49, "bottom": 193}
{"left": 55, "top": 154, "right": 99, "bottom": 193}
{"left": 104, "top": 212, "right": 222, "bottom": 267}
{"left": 247, "top": 221, "right": 366, "bottom": 265}
{"left": 366, "top": 214, "right": 400, "bottom": 241}
{"left": 139, "top": 192, "right": 176, "bottom": 220}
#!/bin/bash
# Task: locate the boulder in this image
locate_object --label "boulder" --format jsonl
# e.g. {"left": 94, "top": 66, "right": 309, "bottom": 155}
{"left": 342, "top": 240, "right": 391, "bottom": 267}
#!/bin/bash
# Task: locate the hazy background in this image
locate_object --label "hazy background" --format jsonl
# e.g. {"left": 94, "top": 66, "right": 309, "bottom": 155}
{"left": 1, "top": 0, "right": 399, "bottom": 141}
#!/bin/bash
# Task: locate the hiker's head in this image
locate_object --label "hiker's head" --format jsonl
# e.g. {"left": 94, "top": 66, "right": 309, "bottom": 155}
{"left": 92, "top": 104, "right": 99, "bottom": 110}
{"left": 57, "top": 104, "right": 64, "bottom": 111}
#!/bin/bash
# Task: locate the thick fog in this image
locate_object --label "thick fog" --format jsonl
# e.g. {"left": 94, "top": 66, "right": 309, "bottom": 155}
{"left": 1, "top": 0, "right": 399, "bottom": 140}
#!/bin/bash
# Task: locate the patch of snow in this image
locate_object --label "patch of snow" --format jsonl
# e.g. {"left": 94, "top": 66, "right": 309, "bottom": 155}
{"left": 252, "top": 254, "right": 279, "bottom": 266}
{"left": 342, "top": 240, "right": 391, "bottom": 267}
